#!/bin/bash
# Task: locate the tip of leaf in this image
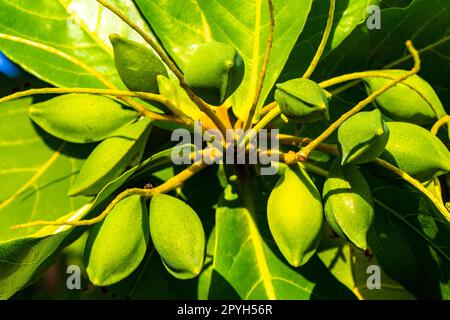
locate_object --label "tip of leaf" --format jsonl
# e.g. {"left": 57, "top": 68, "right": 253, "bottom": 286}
{"left": 109, "top": 33, "right": 120, "bottom": 44}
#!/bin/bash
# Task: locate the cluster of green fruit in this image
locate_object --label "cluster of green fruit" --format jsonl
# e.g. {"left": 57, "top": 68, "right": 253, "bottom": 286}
{"left": 23, "top": 32, "right": 450, "bottom": 281}
{"left": 23, "top": 35, "right": 245, "bottom": 285}
{"left": 268, "top": 72, "right": 450, "bottom": 267}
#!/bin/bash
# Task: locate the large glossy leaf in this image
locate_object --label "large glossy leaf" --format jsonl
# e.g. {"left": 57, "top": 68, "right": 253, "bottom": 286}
{"left": 317, "top": 227, "right": 415, "bottom": 300}
{"left": 0, "top": 0, "right": 149, "bottom": 89}
{"left": 135, "top": 0, "right": 211, "bottom": 71}
{"left": 197, "top": 0, "right": 313, "bottom": 120}
{"left": 367, "top": 183, "right": 450, "bottom": 299}
{"left": 0, "top": 97, "right": 93, "bottom": 299}
{"left": 317, "top": 0, "right": 450, "bottom": 111}
{"left": 208, "top": 179, "right": 355, "bottom": 300}
{"left": 281, "top": 0, "right": 380, "bottom": 81}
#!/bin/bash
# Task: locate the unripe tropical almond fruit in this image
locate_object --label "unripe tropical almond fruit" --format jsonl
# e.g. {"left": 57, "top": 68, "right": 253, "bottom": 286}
{"left": 68, "top": 117, "right": 152, "bottom": 196}
{"left": 149, "top": 194, "right": 205, "bottom": 279}
{"left": 338, "top": 109, "right": 389, "bottom": 165}
{"left": 110, "top": 34, "right": 168, "bottom": 93}
{"left": 29, "top": 94, "right": 137, "bottom": 143}
{"left": 184, "top": 41, "right": 245, "bottom": 106}
{"left": 267, "top": 164, "right": 324, "bottom": 267}
{"left": 85, "top": 195, "right": 149, "bottom": 286}
{"left": 275, "top": 78, "right": 330, "bottom": 123}
{"left": 380, "top": 122, "right": 450, "bottom": 181}
{"left": 323, "top": 159, "right": 375, "bottom": 250}
{"left": 364, "top": 70, "right": 445, "bottom": 125}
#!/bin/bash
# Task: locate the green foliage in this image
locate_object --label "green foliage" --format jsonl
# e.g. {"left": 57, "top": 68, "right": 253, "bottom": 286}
{"left": 0, "top": 0, "right": 449, "bottom": 301}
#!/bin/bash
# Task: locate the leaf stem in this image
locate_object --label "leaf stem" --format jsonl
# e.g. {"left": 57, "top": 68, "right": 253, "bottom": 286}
{"left": 296, "top": 41, "right": 421, "bottom": 162}
{"left": 302, "top": 0, "right": 335, "bottom": 79}
{"left": 241, "top": 104, "right": 281, "bottom": 148}
{"left": 320, "top": 70, "right": 441, "bottom": 118}
{"left": 431, "top": 114, "right": 449, "bottom": 135}
{"left": 243, "top": 0, "right": 275, "bottom": 131}
{"left": 11, "top": 161, "right": 208, "bottom": 229}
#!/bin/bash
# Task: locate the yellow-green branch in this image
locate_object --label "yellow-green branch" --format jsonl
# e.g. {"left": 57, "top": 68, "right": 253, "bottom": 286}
{"left": 12, "top": 161, "right": 207, "bottom": 229}
{"left": 0, "top": 87, "right": 190, "bottom": 125}
{"left": 431, "top": 114, "right": 449, "bottom": 135}
{"left": 296, "top": 40, "right": 421, "bottom": 162}
{"left": 374, "top": 159, "right": 450, "bottom": 222}
{"left": 302, "top": 0, "right": 335, "bottom": 79}
{"left": 243, "top": 0, "right": 275, "bottom": 132}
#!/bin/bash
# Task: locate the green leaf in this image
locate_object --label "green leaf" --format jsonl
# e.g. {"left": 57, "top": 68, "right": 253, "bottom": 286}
{"left": 135, "top": 0, "right": 211, "bottom": 71}
{"left": 210, "top": 179, "right": 355, "bottom": 299}
{"left": 0, "top": 0, "right": 149, "bottom": 88}
{"left": 29, "top": 94, "right": 138, "bottom": 143}
{"left": 0, "top": 98, "right": 92, "bottom": 299}
{"left": 317, "top": 229, "right": 416, "bottom": 300}
{"left": 317, "top": 0, "right": 450, "bottom": 112}
{"left": 197, "top": 0, "right": 313, "bottom": 120}
{"left": 367, "top": 183, "right": 450, "bottom": 299}
{"left": 281, "top": 0, "right": 380, "bottom": 81}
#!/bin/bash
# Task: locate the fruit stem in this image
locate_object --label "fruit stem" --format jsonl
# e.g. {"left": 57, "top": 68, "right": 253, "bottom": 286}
{"left": 243, "top": 0, "right": 275, "bottom": 132}
{"left": 431, "top": 114, "right": 449, "bottom": 135}
{"left": 373, "top": 159, "right": 450, "bottom": 222}
{"left": 302, "top": 0, "right": 335, "bottom": 79}
{"left": 0, "top": 87, "right": 190, "bottom": 125}
{"left": 320, "top": 70, "right": 441, "bottom": 119}
{"left": 11, "top": 160, "right": 208, "bottom": 229}
{"left": 96, "top": 0, "right": 228, "bottom": 137}
{"left": 296, "top": 40, "right": 421, "bottom": 162}
{"left": 240, "top": 104, "right": 281, "bottom": 148}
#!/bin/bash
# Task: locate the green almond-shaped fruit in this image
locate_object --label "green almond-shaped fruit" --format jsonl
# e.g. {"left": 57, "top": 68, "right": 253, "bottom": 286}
{"left": 338, "top": 109, "right": 389, "bottom": 165}
{"left": 323, "top": 159, "right": 374, "bottom": 250}
{"left": 68, "top": 118, "right": 152, "bottom": 196}
{"left": 149, "top": 194, "right": 205, "bottom": 279}
{"left": 185, "top": 41, "right": 245, "bottom": 106}
{"left": 275, "top": 78, "right": 330, "bottom": 123}
{"left": 267, "top": 164, "right": 324, "bottom": 267}
{"left": 29, "top": 94, "right": 137, "bottom": 143}
{"left": 380, "top": 122, "right": 450, "bottom": 181}
{"left": 85, "top": 195, "right": 149, "bottom": 286}
{"left": 110, "top": 34, "right": 168, "bottom": 93}
{"left": 364, "top": 70, "right": 446, "bottom": 125}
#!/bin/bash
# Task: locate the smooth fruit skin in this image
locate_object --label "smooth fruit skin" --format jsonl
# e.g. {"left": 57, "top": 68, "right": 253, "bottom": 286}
{"left": 323, "top": 160, "right": 374, "bottom": 250}
{"left": 338, "top": 109, "right": 390, "bottom": 165}
{"left": 267, "top": 164, "right": 324, "bottom": 267}
{"left": 68, "top": 118, "right": 151, "bottom": 196}
{"left": 110, "top": 34, "right": 168, "bottom": 93}
{"left": 184, "top": 41, "right": 245, "bottom": 106}
{"left": 85, "top": 195, "right": 149, "bottom": 286}
{"left": 380, "top": 122, "right": 450, "bottom": 181}
{"left": 275, "top": 78, "right": 330, "bottom": 123}
{"left": 364, "top": 70, "right": 446, "bottom": 125}
{"left": 29, "top": 94, "right": 137, "bottom": 143}
{"left": 149, "top": 194, "right": 205, "bottom": 279}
